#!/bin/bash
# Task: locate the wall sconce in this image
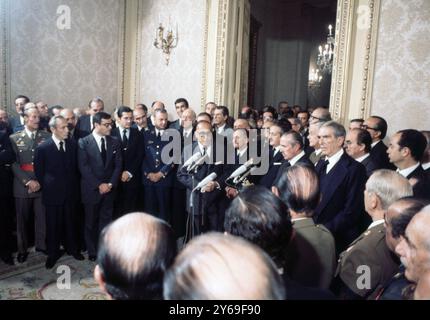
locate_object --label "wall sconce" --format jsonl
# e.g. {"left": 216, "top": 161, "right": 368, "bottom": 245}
{"left": 153, "top": 22, "right": 178, "bottom": 66}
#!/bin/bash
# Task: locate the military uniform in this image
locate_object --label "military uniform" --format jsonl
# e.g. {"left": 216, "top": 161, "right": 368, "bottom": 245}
{"left": 141, "top": 128, "right": 175, "bottom": 222}
{"left": 10, "top": 129, "right": 51, "bottom": 257}
{"left": 334, "top": 222, "right": 399, "bottom": 299}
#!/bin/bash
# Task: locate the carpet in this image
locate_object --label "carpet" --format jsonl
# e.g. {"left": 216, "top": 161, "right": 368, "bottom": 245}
{"left": 0, "top": 250, "right": 107, "bottom": 300}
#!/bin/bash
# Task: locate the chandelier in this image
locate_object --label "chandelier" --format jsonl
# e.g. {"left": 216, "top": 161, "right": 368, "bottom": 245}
{"left": 153, "top": 22, "right": 178, "bottom": 66}
{"left": 308, "top": 68, "right": 323, "bottom": 88}
{"left": 316, "top": 24, "right": 335, "bottom": 74}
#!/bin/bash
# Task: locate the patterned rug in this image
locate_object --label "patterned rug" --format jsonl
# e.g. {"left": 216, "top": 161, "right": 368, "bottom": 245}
{"left": 0, "top": 250, "right": 107, "bottom": 300}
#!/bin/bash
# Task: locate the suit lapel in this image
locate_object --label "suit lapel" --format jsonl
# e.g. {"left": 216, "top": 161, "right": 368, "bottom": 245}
{"left": 105, "top": 136, "right": 113, "bottom": 168}
{"left": 88, "top": 134, "right": 104, "bottom": 167}
{"left": 317, "top": 154, "right": 349, "bottom": 212}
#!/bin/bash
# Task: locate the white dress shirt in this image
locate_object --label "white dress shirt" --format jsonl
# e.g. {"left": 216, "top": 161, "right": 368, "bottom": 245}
{"left": 326, "top": 148, "right": 344, "bottom": 174}
{"left": 290, "top": 150, "right": 306, "bottom": 166}
{"left": 397, "top": 163, "right": 420, "bottom": 178}
{"left": 92, "top": 131, "right": 106, "bottom": 153}
{"left": 52, "top": 135, "right": 66, "bottom": 151}
{"left": 356, "top": 153, "right": 370, "bottom": 163}
{"left": 368, "top": 219, "right": 384, "bottom": 230}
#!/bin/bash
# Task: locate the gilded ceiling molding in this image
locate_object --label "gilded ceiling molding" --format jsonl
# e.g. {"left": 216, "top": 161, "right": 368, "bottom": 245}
{"left": 329, "top": 0, "right": 354, "bottom": 122}
{"left": 360, "top": 0, "right": 380, "bottom": 119}
{"left": 0, "top": 0, "right": 10, "bottom": 110}
{"left": 117, "top": 0, "right": 126, "bottom": 106}
{"left": 200, "top": 0, "right": 211, "bottom": 109}
{"left": 214, "top": 0, "right": 228, "bottom": 104}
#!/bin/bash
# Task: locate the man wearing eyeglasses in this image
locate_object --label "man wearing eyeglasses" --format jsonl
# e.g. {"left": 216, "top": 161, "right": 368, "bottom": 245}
{"left": 309, "top": 107, "right": 332, "bottom": 125}
{"left": 362, "top": 116, "right": 395, "bottom": 170}
{"left": 78, "top": 112, "right": 122, "bottom": 261}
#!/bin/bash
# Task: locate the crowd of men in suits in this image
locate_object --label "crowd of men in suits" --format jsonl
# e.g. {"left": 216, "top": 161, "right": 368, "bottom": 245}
{"left": 1, "top": 95, "right": 430, "bottom": 300}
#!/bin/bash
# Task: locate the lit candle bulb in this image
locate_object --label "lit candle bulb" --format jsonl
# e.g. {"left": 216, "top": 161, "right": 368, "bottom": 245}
{"left": 319, "top": 46, "right": 323, "bottom": 54}
{"left": 329, "top": 25, "right": 333, "bottom": 36}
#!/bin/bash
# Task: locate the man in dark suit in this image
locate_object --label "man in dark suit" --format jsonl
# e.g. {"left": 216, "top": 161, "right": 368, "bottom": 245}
{"left": 213, "top": 106, "right": 234, "bottom": 142}
{"left": 259, "top": 124, "right": 285, "bottom": 189}
{"left": 177, "top": 120, "right": 225, "bottom": 236}
{"left": 345, "top": 128, "right": 380, "bottom": 178}
{"left": 169, "top": 98, "right": 189, "bottom": 131}
{"left": 314, "top": 121, "right": 368, "bottom": 253}
{"left": 60, "top": 108, "right": 79, "bottom": 141}
{"left": 273, "top": 131, "right": 313, "bottom": 186}
{"left": 10, "top": 107, "right": 51, "bottom": 263}
{"left": 387, "top": 129, "right": 430, "bottom": 200}
{"left": 422, "top": 131, "right": 430, "bottom": 173}
{"left": 34, "top": 116, "right": 84, "bottom": 268}
{"left": 0, "top": 122, "right": 15, "bottom": 265}
{"left": 9, "top": 95, "right": 30, "bottom": 133}
{"left": 111, "top": 106, "right": 144, "bottom": 218}
{"left": 132, "top": 104, "right": 150, "bottom": 134}
{"left": 75, "top": 97, "right": 104, "bottom": 139}
{"left": 362, "top": 116, "right": 395, "bottom": 170}
{"left": 170, "top": 108, "right": 195, "bottom": 238}
{"left": 141, "top": 109, "right": 175, "bottom": 222}
{"left": 78, "top": 112, "right": 122, "bottom": 261}
{"left": 333, "top": 170, "right": 412, "bottom": 299}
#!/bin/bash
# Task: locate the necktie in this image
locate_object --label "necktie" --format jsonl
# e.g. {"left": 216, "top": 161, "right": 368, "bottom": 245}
{"left": 59, "top": 141, "right": 65, "bottom": 153}
{"left": 157, "top": 131, "right": 161, "bottom": 139}
{"left": 101, "top": 137, "right": 107, "bottom": 166}
{"left": 31, "top": 132, "right": 35, "bottom": 140}
{"left": 320, "top": 159, "right": 330, "bottom": 175}
{"left": 122, "top": 129, "right": 128, "bottom": 147}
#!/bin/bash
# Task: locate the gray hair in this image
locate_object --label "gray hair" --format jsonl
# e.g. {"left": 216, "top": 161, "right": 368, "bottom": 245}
{"left": 366, "top": 169, "right": 413, "bottom": 210}
{"left": 154, "top": 109, "right": 168, "bottom": 117}
{"left": 321, "top": 121, "right": 346, "bottom": 138}
{"left": 49, "top": 115, "right": 66, "bottom": 129}
{"left": 23, "top": 105, "right": 39, "bottom": 117}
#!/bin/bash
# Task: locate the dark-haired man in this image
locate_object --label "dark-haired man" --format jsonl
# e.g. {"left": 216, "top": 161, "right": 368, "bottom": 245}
{"left": 10, "top": 95, "right": 30, "bottom": 133}
{"left": 75, "top": 98, "right": 105, "bottom": 139}
{"left": 111, "top": 107, "right": 144, "bottom": 217}
{"left": 169, "top": 98, "right": 189, "bottom": 130}
{"left": 345, "top": 128, "right": 380, "bottom": 178}
{"left": 387, "top": 129, "right": 430, "bottom": 200}
{"left": 363, "top": 116, "right": 395, "bottom": 170}
{"left": 78, "top": 112, "right": 122, "bottom": 261}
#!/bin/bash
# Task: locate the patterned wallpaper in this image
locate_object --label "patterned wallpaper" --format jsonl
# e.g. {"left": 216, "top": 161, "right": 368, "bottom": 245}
{"left": 8, "top": 0, "right": 123, "bottom": 113}
{"left": 139, "top": 0, "right": 207, "bottom": 120}
{"left": 371, "top": 0, "right": 430, "bottom": 136}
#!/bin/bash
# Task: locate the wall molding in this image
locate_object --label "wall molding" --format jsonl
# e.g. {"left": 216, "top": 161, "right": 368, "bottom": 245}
{"left": 0, "top": 0, "right": 11, "bottom": 111}
{"left": 329, "top": 0, "right": 381, "bottom": 126}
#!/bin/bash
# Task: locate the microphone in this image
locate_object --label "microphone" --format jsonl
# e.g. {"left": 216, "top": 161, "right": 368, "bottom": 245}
{"left": 188, "top": 153, "right": 208, "bottom": 172}
{"left": 183, "top": 152, "right": 204, "bottom": 168}
{"left": 193, "top": 172, "right": 217, "bottom": 191}
{"left": 227, "top": 158, "right": 254, "bottom": 180}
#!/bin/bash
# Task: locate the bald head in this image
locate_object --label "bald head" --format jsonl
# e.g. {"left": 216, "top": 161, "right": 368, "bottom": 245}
{"left": 163, "top": 232, "right": 285, "bottom": 300}
{"left": 95, "top": 212, "right": 176, "bottom": 300}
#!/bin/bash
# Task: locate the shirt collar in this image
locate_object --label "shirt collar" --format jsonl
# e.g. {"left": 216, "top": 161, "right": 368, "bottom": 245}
{"left": 371, "top": 140, "right": 381, "bottom": 148}
{"left": 118, "top": 125, "right": 129, "bottom": 133}
{"left": 315, "top": 149, "right": 322, "bottom": 156}
{"left": 422, "top": 162, "right": 430, "bottom": 170}
{"left": 52, "top": 135, "right": 65, "bottom": 150}
{"left": 325, "top": 148, "right": 344, "bottom": 173}
{"left": 92, "top": 131, "right": 104, "bottom": 144}
{"left": 356, "top": 153, "right": 370, "bottom": 163}
{"left": 368, "top": 219, "right": 385, "bottom": 230}
{"left": 183, "top": 127, "right": 193, "bottom": 136}
{"left": 397, "top": 163, "right": 420, "bottom": 178}
{"left": 217, "top": 124, "right": 226, "bottom": 133}
{"left": 237, "top": 147, "right": 248, "bottom": 158}
{"left": 290, "top": 150, "right": 305, "bottom": 166}
{"left": 198, "top": 143, "right": 211, "bottom": 157}
{"left": 24, "top": 127, "right": 36, "bottom": 139}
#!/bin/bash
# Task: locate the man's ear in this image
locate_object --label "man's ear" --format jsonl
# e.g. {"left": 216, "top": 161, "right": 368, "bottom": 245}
{"left": 94, "top": 265, "right": 111, "bottom": 299}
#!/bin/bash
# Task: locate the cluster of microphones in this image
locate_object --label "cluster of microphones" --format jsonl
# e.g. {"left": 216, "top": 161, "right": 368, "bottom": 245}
{"left": 183, "top": 152, "right": 256, "bottom": 192}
